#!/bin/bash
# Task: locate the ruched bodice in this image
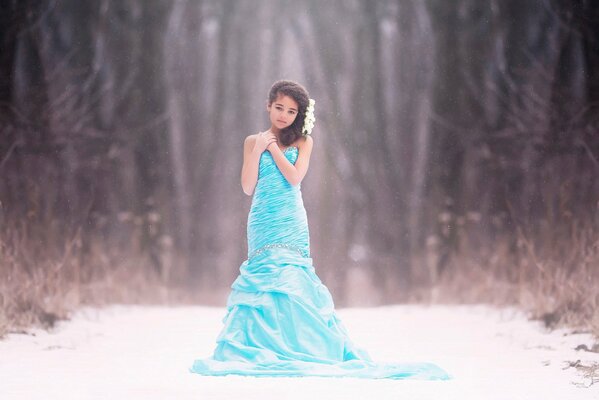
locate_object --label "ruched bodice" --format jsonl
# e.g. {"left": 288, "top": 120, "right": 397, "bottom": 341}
{"left": 189, "top": 145, "right": 452, "bottom": 380}
{"left": 248, "top": 147, "right": 310, "bottom": 260}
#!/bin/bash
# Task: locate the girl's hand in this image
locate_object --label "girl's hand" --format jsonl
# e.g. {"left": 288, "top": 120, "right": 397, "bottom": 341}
{"left": 266, "top": 140, "right": 279, "bottom": 153}
{"left": 254, "top": 130, "right": 278, "bottom": 153}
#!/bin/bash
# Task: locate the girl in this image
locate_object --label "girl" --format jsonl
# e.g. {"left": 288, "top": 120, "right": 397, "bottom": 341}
{"left": 189, "top": 80, "right": 451, "bottom": 380}
{"left": 240, "top": 80, "right": 314, "bottom": 196}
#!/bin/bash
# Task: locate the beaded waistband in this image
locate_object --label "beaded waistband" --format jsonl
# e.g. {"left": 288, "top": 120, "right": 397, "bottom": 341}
{"left": 248, "top": 243, "right": 309, "bottom": 260}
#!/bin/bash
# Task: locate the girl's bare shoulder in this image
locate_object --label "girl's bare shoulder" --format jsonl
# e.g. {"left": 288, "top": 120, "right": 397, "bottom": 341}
{"left": 244, "top": 133, "right": 258, "bottom": 148}
{"left": 297, "top": 134, "right": 313, "bottom": 149}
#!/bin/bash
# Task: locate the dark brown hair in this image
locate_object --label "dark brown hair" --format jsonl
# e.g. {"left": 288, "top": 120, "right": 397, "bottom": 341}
{"left": 267, "top": 80, "right": 310, "bottom": 147}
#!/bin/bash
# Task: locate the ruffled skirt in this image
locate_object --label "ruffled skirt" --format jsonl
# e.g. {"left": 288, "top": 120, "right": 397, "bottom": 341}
{"left": 189, "top": 247, "right": 452, "bottom": 380}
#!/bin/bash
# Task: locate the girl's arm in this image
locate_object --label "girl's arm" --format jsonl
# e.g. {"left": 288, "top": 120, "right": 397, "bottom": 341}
{"left": 268, "top": 135, "right": 314, "bottom": 186}
{"left": 241, "top": 135, "right": 262, "bottom": 196}
{"left": 241, "top": 132, "right": 277, "bottom": 195}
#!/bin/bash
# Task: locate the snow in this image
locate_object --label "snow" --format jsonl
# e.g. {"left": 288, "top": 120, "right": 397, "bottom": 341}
{"left": 0, "top": 304, "right": 597, "bottom": 399}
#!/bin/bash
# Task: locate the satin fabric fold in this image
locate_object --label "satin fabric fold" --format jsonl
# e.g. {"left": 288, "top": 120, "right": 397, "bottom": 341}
{"left": 189, "top": 147, "right": 452, "bottom": 380}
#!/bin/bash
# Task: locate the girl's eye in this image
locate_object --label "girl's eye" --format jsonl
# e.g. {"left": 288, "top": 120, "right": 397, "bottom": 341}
{"left": 288, "top": 111, "right": 296, "bottom": 115}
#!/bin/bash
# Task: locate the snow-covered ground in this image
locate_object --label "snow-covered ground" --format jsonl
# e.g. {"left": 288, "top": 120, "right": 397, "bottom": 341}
{"left": 0, "top": 304, "right": 597, "bottom": 399}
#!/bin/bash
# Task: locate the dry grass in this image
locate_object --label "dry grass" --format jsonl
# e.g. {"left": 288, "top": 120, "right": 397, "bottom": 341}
{"left": 0, "top": 220, "right": 222, "bottom": 339}
{"left": 427, "top": 217, "right": 599, "bottom": 339}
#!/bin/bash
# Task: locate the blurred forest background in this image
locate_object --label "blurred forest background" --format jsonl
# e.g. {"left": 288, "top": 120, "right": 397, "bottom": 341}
{"left": 0, "top": 0, "right": 598, "bottom": 337}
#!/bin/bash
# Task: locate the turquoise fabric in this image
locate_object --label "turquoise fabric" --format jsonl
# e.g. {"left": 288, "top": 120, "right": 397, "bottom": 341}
{"left": 189, "top": 147, "right": 452, "bottom": 380}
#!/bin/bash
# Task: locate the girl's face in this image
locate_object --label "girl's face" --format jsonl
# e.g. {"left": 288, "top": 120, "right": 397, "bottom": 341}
{"left": 267, "top": 94, "right": 299, "bottom": 131}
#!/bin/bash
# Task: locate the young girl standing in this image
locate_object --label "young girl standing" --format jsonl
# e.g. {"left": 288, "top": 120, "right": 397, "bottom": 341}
{"left": 189, "top": 80, "right": 451, "bottom": 380}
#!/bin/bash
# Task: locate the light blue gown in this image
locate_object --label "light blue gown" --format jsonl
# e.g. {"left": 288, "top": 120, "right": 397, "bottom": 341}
{"left": 189, "top": 147, "right": 452, "bottom": 380}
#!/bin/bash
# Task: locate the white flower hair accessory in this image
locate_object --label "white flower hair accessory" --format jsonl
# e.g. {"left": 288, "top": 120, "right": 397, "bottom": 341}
{"left": 302, "top": 98, "right": 316, "bottom": 136}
